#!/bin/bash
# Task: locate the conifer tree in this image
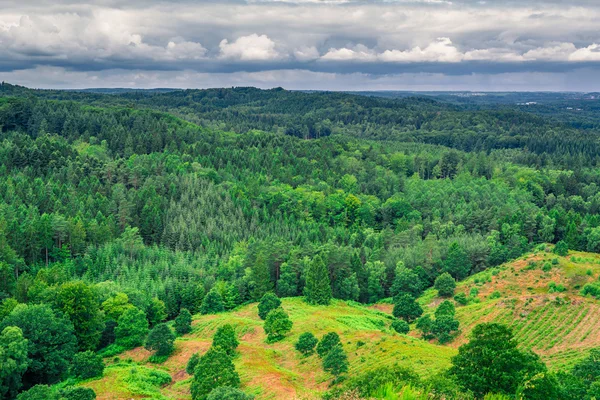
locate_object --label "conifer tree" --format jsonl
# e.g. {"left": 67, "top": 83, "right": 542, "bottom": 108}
{"left": 304, "top": 255, "right": 332, "bottom": 305}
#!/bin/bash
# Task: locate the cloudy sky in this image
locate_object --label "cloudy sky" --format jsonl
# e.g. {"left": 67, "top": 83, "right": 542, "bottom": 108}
{"left": 1, "top": 0, "right": 600, "bottom": 91}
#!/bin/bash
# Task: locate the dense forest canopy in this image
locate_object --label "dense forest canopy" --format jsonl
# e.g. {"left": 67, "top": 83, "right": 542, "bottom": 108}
{"left": 1, "top": 82, "right": 600, "bottom": 399}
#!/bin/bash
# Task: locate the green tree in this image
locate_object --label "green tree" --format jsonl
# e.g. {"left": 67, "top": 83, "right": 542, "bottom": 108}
{"left": 16, "top": 385, "right": 55, "bottom": 400}
{"left": 322, "top": 344, "right": 349, "bottom": 376}
{"left": 450, "top": 323, "right": 545, "bottom": 398}
{"left": 190, "top": 347, "right": 240, "bottom": 400}
{"left": 175, "top": 308, "right": 192, "bottom": 335}
{"left": 390, "top": 262, "right": 423, "bottom": 298}
{"left": 303, "top": 255, "right": 332, "bottom": 306}
{"left": 1, "top": 304, "right": 77, "bottom": 385}
{"left": 572, "top": 348, "right": 600, "bottom": 385}
{"left": 145, "top": 323, "right": 175, "bottom": 357}
{"left": 186, "top": 353, "right": 200, "bottom": 375}
{"left": 276, "top": 262, "right": 298, "bottom": 297}
{"left": 58, "top": 386, "right": 96, "bottom": 400}
{"left": 115, "top": 307, "right": 149, "bottom": 349}
{"left": 0, "top": 326, "right": 29, "bottom": 399}
{"left": 316, "top": 332, "right": 341, "bottom": 358}
{"left": 392, "top": 293, "right": 423, "bottom": 323}
{"left": 434, "top": 273, "right": 456, "bottom": 297}
{"left": 55, "top": 281, "right": 104, "bottom": 351}
{"left": 101, "top": 293, "right": 133, "bottom": 321}
{"left": 206, "top": 386, "right": 254, "bottom": 400}
{"left": 391, "top": 319, "right": 410, "bottom": 334}
{"left": 70, "top": 351, "right": 104, "bottom": 380}
{"left": 338, "top": 272, "right": 360, "bottom": 302}
{"left": 212, "top": 324, "right": 239, "bottom": 356}
{"left": 444, "top": 242, "right": 471, "bottom": 280}
{"left": 295, "top": 332, "right": 318, "bottom": 356}
{"left": 257, "top": 292, "right": 281, "bottom": 320}
{"left": 200, "top": 289, "right": 224, "bottom": 315}
{"left": 146, "top": 298, "right": 167, "bottom": 327}
{"left": 263, "top": 308, "right": 293, "bottom": 343}
{"left": 553, "top": 240, "right": 569, "bottom": 257}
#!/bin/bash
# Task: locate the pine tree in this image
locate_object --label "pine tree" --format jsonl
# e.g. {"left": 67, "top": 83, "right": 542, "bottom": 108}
{"left": 175, "top": 308, "right": 192, "bottom": 335}
{"left": 200, "top": 289, "right": 224, "bottom": 315}
{"left": 304, "top": 255, "right": 332, "bottom": 305}
{"left": 191, "top": 347, "right": 240, "bottom": 400}
{"left": 322, "top": 344, "right": 348, "bottom": 376}
{"left": 212, "top": 324, "right": 239, "bottom": 356}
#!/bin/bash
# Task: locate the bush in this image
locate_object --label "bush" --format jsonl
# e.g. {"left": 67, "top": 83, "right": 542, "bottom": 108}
{"left": 145, "top": 323, "right": 175, "bottom": 357}
{"left": 58, "top": 387, "right": 97, "bottom": 400}
{"left": 548, "top": 282, "right": 566, "bottom": 293}
{"left": 187, "top": 353, "right": 200, "bottom": 375}
{"left": 71, "top": 351, "right": 105, "bottom": 379}
{"left": 392, "top": 294, "right": 423, "bottom": 323}
{"left": 317, "top": 332, "right": 341, "bottom": 358}
{"left": 175, "top": 309, "right": 192, "bottom": 335}
{"left": 212, "top": 324, "right": 239, "bottom": 356}
{"left": 295, "top": 332, "right": 318, "bottom": 355}
{"left": 391, "top": 319, "right": 410, "bottom": 334}
{"left": 542, "top": 262, "right": 552, "bottom": 272}
{"left": 434, "top": 273, "right": 456, "bottom": 297}
{"left": 489, "top": 291, "right": 502, "bottom": 299}
{"left": 581, "top": 284, "right": 600, "bottom": 298}
{"left": 323, "top": 344, "right": 349, "bottom": 376}
{"left": 553, "top": 241, "right": 569, "bottom": 256}
{"left": 206, "top": 387, "right": 254, "bottom": 400}
{"left": 257, "top": 293, "right": 281, "bottom": 320}
{"left": 454, "top": 292, "right": 468, "bottom": 305}
{"left": 263, "top": 308, "right": 293, "bottom": 343}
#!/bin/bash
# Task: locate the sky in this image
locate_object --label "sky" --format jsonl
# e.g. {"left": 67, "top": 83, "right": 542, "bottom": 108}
{"left": 1, "top": 0, "right": 600, "bottom": 91}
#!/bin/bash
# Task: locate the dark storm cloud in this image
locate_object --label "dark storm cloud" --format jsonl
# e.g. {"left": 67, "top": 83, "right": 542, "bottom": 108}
{"left": 1, "top": 0, "right": 600, "bottom": 89}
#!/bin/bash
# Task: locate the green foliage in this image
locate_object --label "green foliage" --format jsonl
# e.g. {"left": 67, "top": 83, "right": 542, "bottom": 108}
{"left": 392, "top": 294, "right": 423, "bottom": 323}
{"left": 553, "top": 241, "right": 569, "bottom": 256}
{"left": 258, "top": 292, "right": 281, "bottom": 320}
{"left": 70, "top": 351, "right": 104, "bottom": 380}
{"left": 336, "top": 365, "right": 420, "bottom": 398}
{"left": 434, "top": 273, "right": 456, "bottom": 297}
{"left": 581, "top": 283, "right": 600, "bottom": 298}
{"left": 304, "top": 255, "right": 332, "bottom": 306}
{"left": 450, "top": 323, "right": 546, "bottom": 398}
{"left": 322, "top": 344, "right": 349, "bottom": 376}
{"left": 191, "top": 347, "right": 240, "bottom": 400}
{"left": 201, "top": 289, "right": 225, "bottom": 315}
{"left": 123, "top": 366, "right": 171, "bottom": 397}
{"left": 454, "top": 292, "right": 468, "bottom": 305}
{"left": 391, "top": 319, "right": 410, "bottom": 334}
{"left": 295, "top": 332, "right": 318, "bottom": 356}
{"left": 263, "top": 308, "right": 293, "bottom": 343}
{"left": 146, "top": 298, "right": 167, "bottom": 327}
{"left": 115, "top": 307, "right": 149, "bottom": 349}
{"left": 316, "top": 332, "right": 341, "bottom": 358}
{"left": 175, "top": 308, "right": 193, "bottom": 335}
{"left": 187, "top": 353, "right": 200, "bottom": 375}
{"left": 145, "top": 323, "right": 175, "bottom": 357}
{"left": 571, "top": 348, "right": 600, "bottom": 385}
{"left": 390, "top": 263, "right": 424, "bottom": 298}
{"left": 444, "top": 242, "right": 471, "bottom": 280}
{"left": 0, "top": 326, "right": 29, "bottom": 399}
{"left": 58, "top": 386, "right": 97, "bottom": 400}
{"left": 206, "top": 387, "right": 254, "bottom": 400}
{"left": 212, "top": 324, "right": 239, "bottom": 356}
{"left": 0, "top": 304, "right": 77, "bottom": 385}
{"left": 16, "top": 385, "right": 54, "bottom": 400}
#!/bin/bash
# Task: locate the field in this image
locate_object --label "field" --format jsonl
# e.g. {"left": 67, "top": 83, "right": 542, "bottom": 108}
{"left": 83, "top": 248, "right": 600, "bottom": 399}
{"left": 85, "top": 298, "right": 455, "bottom": 400}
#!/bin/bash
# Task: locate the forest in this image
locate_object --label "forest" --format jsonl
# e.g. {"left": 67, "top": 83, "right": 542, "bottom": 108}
{"left": 1, "top": 82, "right": 600, "bottom": 399}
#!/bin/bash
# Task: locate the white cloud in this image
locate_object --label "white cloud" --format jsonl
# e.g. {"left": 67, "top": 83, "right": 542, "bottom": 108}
{"left": 219, "top": 34, "right": 281, "bottom": 61}
{"left": 293, "top": 46, "right": 320, "bottom": 61}
{"left": 569, "top": 43, "right": 600, "bottom": 61}
{"left": 523, "top": 43, "right": 577, "bottom": 61}
{"left": 379, "top": 37, "right": 462, "bottom": 62}
{"left": 321, "top": 44, "right": 376, "bottom": 61}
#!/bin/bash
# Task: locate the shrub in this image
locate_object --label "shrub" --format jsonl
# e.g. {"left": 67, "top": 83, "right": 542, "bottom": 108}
{"left": 553, "top": 241, "right": 569, "bottom": 256}
{"left": 295, "top": 332, "right": 318, "bottom": 355}
{"left": 392, "top": 294, "right": 423, "bottom": 323}
{"left": 454, "top": 292, "right": 468, "bottom": 305}
{"left": 322, "top": 345, "right": 349, "bottom": 376}
{"left": 257, "top": 293, "right": 281, "bottom": 320}
{"left": 548, "top": 282, "right": 566, "bottom": 293}
{"left": 317, "top": 332, "right": 341, "bottom": 358}
{"left": 212, "top": 324, "right": 239, "bottom": 356}
{"left": 469, "top": 287, "right": 479, "bottom": 297}
{"left": 489, "top": 291, "right": 502, "bottom": 299}
{"left": 434, "top": 273, "right": 456, "bottom": 297}
{"left": 58, "top": 387, "right": 97, "bottom": 400}
{"left": 174, "top": 308, "right": 192, "bottom": 335}
{"left": 71, "top": 351, "right": 105, "bottom": 379}
{"left": 581, "top": 283, "right": 600, "bottom": 298}
{"left": 145, "top": 323, "right": 175, "bottom": 357}
{"left": 187, "top": 353, "right": 200, "bottom": 375}
{"left": 263, "top": 308, "right": 293, "bottom": 343}
{"left": 542, "top": 262, "right": 552, "bottom": 272}
{"left": 391, "top": 319, "right": 410, "bottom": 334}
{"left": 206, "top": 387, "right": 254, "bottom": 400}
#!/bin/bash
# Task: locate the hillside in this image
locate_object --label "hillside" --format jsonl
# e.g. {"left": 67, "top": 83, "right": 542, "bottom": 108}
{"left": 83, "top": 299, "right": 455, "bottom": 400}
{"left": 375, "top": 247, "right": 600, "bottom": 371}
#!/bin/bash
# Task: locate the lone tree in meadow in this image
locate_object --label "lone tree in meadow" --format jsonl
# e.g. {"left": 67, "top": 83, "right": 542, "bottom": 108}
{"left": 191, "top": 347, "right": 240, "bottom": 400}
{"left": 201, "top": 289, "right": 225, "bottom": 315}
{"left": 434, "top": 272, "right": 456, "bottom": 297}
{"left": 450, "top": 323, "right": 545, "bottom": 398}
{"left": 257, "top": 292, "right": 281, "bottom": 320}
{"left": 175, "top": 308, "right": 192, "bottom": 335}
{"left": 304, "top": 255, "right": 332, "bottom": 305}
{"left": 145, "top": 323, "right": 175, "bottom": 357}
{"left": 392, "top": 293, "right": 423, "bottom": 323}
{"left": 322, "top": 344, "right": 349, "bottom": 376}
{"left": 316, "top": 332, "right": 341, "bottom": 358}
{"left": 212, "top": 324, "right": 239, "bottom": 356}
{"left": 295, "top": 332, "right": 318, "bottom": 356}
{"left": 263, "top": 308, "right": 293, "bottom": 343}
